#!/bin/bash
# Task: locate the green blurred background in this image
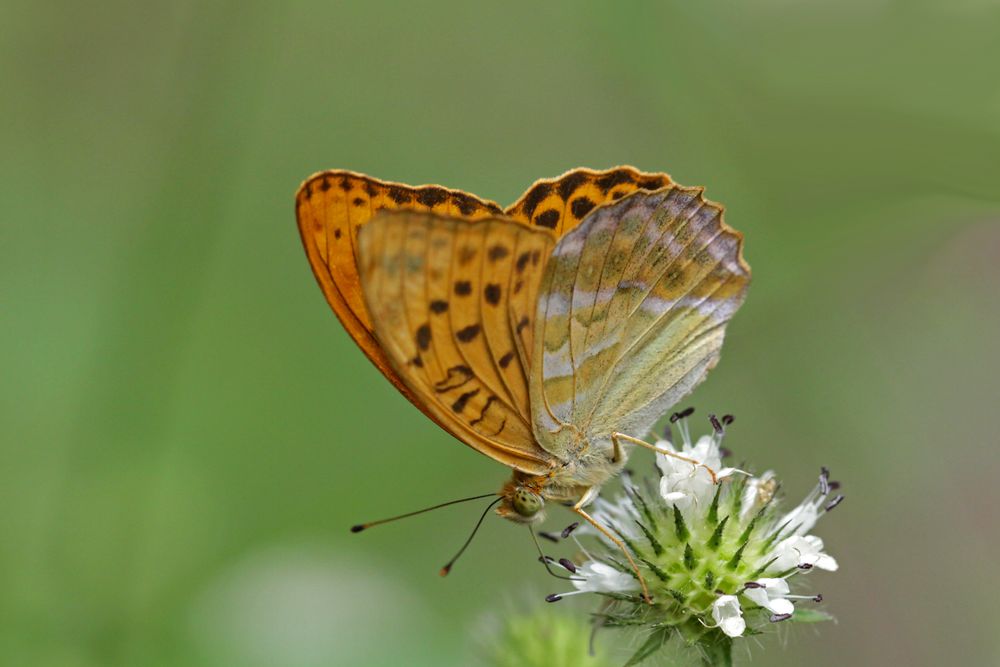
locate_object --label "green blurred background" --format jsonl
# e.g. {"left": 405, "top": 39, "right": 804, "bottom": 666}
{"left": 3, "top": 1, "right": 998, "bottom": 665}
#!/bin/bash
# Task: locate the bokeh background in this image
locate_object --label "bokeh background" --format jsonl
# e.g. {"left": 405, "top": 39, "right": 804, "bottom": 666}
{"left": 3, "top": 1, "right": 999, "bottom": 665}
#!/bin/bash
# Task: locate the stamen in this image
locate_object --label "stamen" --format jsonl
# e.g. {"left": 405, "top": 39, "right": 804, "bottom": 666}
{"left": 561, "top": 522, "right": 580, "bottom": 538}
{"left": 814, "top": 594, "right": 823, "bottom": 603}
{"left": 538, "top": 531, "right": 561, "bottom": 543}
{"left": 719, "top": 447, "right": 733, "bottom": 459}
{"left": 709, "top": 413, "right": 724, "bottom": 435}
{"left": 743, "top": 581, "right": 765, "bottom": 589}
{"left": 721, "top": 414, "right": 735, "bottom": 425}
{"left": 819, "top": 467, "right": 830, "bottom": 495}
{"left": 558, "top": 558, "right": 578, "bottom": 573}
{"left": 662, "top": 422, "right": 673, "bottom": 443}
{"left": 825, "top": 495, "right": 845, "bottom": 512}
{"left": 797, "top": 563, "right": 814, "bottom": 570}
{"left": 828, "top": 481, "right": 841, "bottom": 491}
{"left": 538, "top": 555, "right": 557, "bottom": 565}
{"left": 769, "top": 613, "right": 793, "bottom": 623}
{"left": 669, "top": 406, "right": 695, "bottom": 423}
{"left": 545, "top": 593, "right": 563, "bottom": 603}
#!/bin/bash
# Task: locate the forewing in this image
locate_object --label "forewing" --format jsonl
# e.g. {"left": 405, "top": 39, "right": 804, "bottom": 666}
{"left": 530, "top": 187, "right": 750, "bottom": 456}
{"left": 505, "top": 166, "right": 673, "bottom": 235}
{"left": 359, "top": 210, "right": 558, "bottom": 474}
{"left": 295, "top": 170, "right": 503, "bottom": 404}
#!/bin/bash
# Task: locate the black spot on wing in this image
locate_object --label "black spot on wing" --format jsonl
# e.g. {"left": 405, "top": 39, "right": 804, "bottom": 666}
{"left": 416, "top": 187, "right": 447, "bottom": 207}
{"left": 515, "top": 251, "right": 531, "bottom": 272}
{"left": 454, "top": 281, "right": 472, "bottom": 296}
{"left": 557, "top": 171, "right": 589, "bottom": 200}
{"left": 488, "top": 244, "right": 510, "bottom": 261}
{"left": 516, "top": 316, "right": 530, "bottom": 333}
{"left": 520, "top": 183, "right": 552, "bottom": 218}
{"left": 352, "top": 197, "right": 365, "bottom": 206}
{"left": 451, "top": 388, "right": 481, "bottom": 413}
{"left": 435, "top": 365, "right": 473, "bottom": 392}
{"left": 416, "top": 323, "right": 431, "bottom": 351}
{"left": 570, "top": 196, "right": 595, "bottom": 219}
{"left": 498, "top": 351, "right": 515, "bottom": 368}
{"left": 535, "top": 210, "right": 560, "bottom": 229}
{"left": 319, "top": 177, "right": 331, "bottom": 192}
{"left": 456, "top": 324, "right": 481, "bottom": 342}
{"left": 596, "top": 169, "right": 634, "bottom": 192}
{"left": 430, "top": 299, "right": 449, "bottom": 314}
{"left": 484, "top": 283, "right": 501, "bottom": 305}
{"left": 388, "top": 186, "right": 412, "bottom": 204}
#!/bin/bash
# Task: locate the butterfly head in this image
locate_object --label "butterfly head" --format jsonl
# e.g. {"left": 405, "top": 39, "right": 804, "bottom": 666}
{"left": 496, "top": 478, "right": 546, "bottom": 524}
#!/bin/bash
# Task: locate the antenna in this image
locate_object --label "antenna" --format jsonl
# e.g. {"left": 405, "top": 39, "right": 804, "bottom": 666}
{"left": 350, "top": 492, "right": 497, "bottom": 533}
{"left": 439, "top": 496, "right": 503, "bottom": 576}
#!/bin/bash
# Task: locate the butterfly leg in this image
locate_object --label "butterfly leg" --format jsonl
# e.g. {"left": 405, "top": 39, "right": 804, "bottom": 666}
{"left": 572, "top": 499, "right": 653, "bottom": 604}
{"left": 612, "top": 432, "right": 718, "bottom": 484}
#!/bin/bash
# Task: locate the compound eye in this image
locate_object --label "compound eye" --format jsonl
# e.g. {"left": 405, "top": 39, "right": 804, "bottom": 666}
{"left": 512, "top": 489, "right": 543, "bottom": 517}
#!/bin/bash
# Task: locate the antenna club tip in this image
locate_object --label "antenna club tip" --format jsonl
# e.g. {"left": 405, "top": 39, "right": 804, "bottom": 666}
{"left": 350, "top": 524, "right": 366, "bottom": 533}
{"left": 439, "top": 565, "right": 452, "bottom": 577}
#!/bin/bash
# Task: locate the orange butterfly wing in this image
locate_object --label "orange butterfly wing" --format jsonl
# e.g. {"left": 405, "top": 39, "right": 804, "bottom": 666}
{"left": 358, "top": 211, "right": 558, "bottom": 473}
{"left": 295, "top": 166, "right": 673, "bottom": 467}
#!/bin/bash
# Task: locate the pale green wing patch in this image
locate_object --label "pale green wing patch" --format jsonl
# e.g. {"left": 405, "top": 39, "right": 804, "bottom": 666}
{"left": 529, "top": 187, "right": 750, "bottom": 458}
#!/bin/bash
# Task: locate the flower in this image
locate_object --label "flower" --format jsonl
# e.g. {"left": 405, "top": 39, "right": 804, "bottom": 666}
{"left": 742, "top": 578, "right": 794, "bottom": 616}
{"left": 540, "top": 409, "right": 843, "bottom": 664}
{"left": 712, "top": 595, "right": 746, "bottom": 638}
{"left": 770, "top": 535, "right": 839, "bottom": 572}
{"left": 571, "top": 561, "right": 639, "bottom": 594}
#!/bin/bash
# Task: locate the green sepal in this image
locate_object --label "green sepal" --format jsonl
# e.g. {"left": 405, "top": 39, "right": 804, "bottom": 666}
{"left": 635, "top": 519, "right": 664, "bottom": 557}
{"left": 673, "top": 507, "right": 690, "bottom": 542}
{"left": 684, "top": 543, "right": 697, "bottom": 570}
{"left": 707, "top": 515, "right": 729, "bottom": 550}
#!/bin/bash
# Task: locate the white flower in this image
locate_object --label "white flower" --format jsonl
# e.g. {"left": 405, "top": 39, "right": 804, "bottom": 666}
{"left": 656, "top": 435, "right": 737, "bottom": 512}
{"left": 743, "top": 578, "right": 794, "bottom": 616}
{"left": 711, "top": 595, "right": 746, "bottom": 638}
{"left": 571, "top": 561, "right": 639, "bottom": 594}
{"left": 770, "top": 535, "right": 839, "bottom": 572}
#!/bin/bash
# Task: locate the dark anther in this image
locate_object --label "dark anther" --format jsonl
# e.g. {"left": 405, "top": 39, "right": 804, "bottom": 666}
{"left": 721, "top": 414, "right": 735, "bottom": 425}
{"left": 559, "top": 558, "right": 578, "bottom": 573}
{"left": 797, "top": 563, "right": 814, "bottom": 570}
{"left": 813, "top": 594, "right": 824, "bottom": 603}
{"left": 719, "top": 447, "right": 733, "bottom": 459}
{"left": 709, "top": 414, "right": 723, "bottom": 434}
{"left": 561, "top": 522, "right": 580, "bottom": 538}
{"left": 538, "top": 555, "right": 556, "bottom": 565}
{"left": 825, "top": 495, "right": 845, "bottom": 512}
{"left": 743, "top": 581, "right": 765, "bottom": 589}
{"left": 819, "top": 467, "right": 830, "bottom": 495}
{"left": 538, "top": 531, "right": 560, "bottom": 543}
{"left": 769, "top": 613, "right": 793, "bottom": 623}
{"left": 669, "top": 412, "right": 682, "bottom": 423}
{"left": 545, "top": 593, "right": 563, "bottom": 603}
{"left": 680, "top": 407, "right": 695, "bottom": 418}
{"left": 350, "top": 525, "right": 365, "bottom": 533}
{"left": 828, "top": 481, "right": 841, "bottom": 491}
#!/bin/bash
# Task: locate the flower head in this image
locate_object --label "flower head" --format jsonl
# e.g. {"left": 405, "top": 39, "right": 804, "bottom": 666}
{"left": 541, "top": 409, "right": 842, "bottom": 661}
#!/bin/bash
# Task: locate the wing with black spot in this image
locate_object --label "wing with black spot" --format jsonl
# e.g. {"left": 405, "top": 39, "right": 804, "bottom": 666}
{"left": 358, "top": 210, "right": 557, "bottom": 474}
{"left": 505, "top": 166, "right": 673, "bottom": 235}
{"left": 296, "top": 171, "right": 504, "bottom": 426}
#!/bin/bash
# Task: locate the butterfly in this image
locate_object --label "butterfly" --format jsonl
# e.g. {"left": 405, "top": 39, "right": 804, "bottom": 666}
{"left": 296, "top": 167, "right": 750, "bottom": 597}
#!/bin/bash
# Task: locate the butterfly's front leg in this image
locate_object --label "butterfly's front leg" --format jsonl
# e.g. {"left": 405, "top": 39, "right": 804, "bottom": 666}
{"left": 612, "top": 432, "right": 718, "bottom": 484}
{"left": 572, "top": 492, "right": 652, "bottom": 604}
